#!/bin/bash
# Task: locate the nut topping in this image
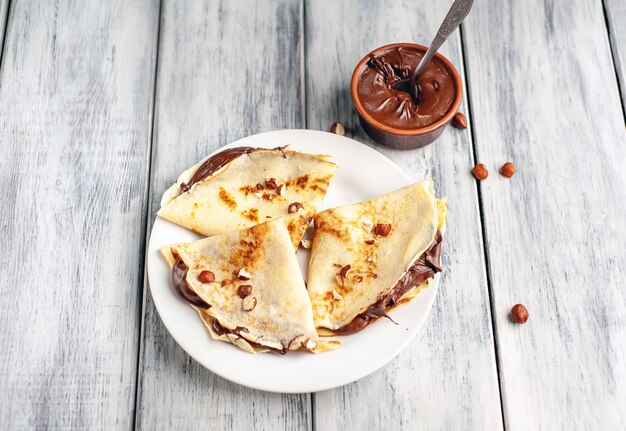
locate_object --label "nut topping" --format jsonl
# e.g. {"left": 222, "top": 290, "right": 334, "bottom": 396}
{"left": 243, "top": 295, "right": 257, "bottom": 311}
{"left": 332, "top": 289, "right": 343, "bottom": 300}
{"left": 198, "top": 270, "right": 215, "bottom": 283}
{"left": 329, "top": 122, "right": 345, "bottom": 136}
{"left": 511, "top": 304, "right": 529, "bottom": 324}
{"left": 277, "top": 183, "right": 286, "bottom": 196}
{"left": 265, "top": 178, "right": 277, "bottom": 189}
{"left": 255, "top": 183, "right": 264, "bottom": 190}
{"left": 300, "top": 239, "right": 312, "bottom": 249}
{"left": 472, "top": 163, "right": 489, "bottom": 180}
{"left": 339, "top": 264, "right": 351, "bottom": 278}
{"left": 288, "top": 202, "right": 304, "bottom": 213}
{"left": 304, "top": 338, "right": 316, "bottom": 350}
{"left": 362, "top": 219, "right": 374, "bottom": 232}
{"left": 289, "top": 335, "right": 317, "bottom": 350}
{"left": 365, "top": 239, "right": 376, "bottom": 245}
{"left": 499, "top": 162, "right": 516, "bottom": 178}
{"left": 373, "top": 223, "right": 392, "bottom": 237}
{"left": 238, "top": 268, "right": 251, "bottom": 280}
{"left": 452, "top": 112, "right": 468, "bottom": 129}
{"left": 237, "top": 284, "right": 252, "bottom": 298}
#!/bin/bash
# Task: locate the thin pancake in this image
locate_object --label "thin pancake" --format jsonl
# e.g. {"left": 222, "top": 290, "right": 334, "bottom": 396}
{"left": 158, "top": 146, "right": 337, "bottom": 250}
{"left": 161, "top": 218, "right": 319, "bottom": 353}
{"left": 307, "top": 179, "right": 447, "bottom": 331}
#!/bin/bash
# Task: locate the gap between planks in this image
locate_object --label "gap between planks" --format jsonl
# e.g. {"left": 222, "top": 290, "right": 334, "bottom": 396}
{"left": 601, "top": 0, "right": 626, "bottom": 122}
{"left": 133, "top": 0, "right": 165, "bottom": 429}
{"left": 459, "top": 21, "right": 507, "bottom": 431}
{"left": 0, "top": 0, "right": 12, "bottom": 72}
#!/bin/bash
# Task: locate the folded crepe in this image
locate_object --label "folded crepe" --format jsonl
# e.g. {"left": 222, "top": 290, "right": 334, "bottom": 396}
{"left": 158, "top": 146, "right": 337, "bottom": 250}
{"left": 161, "top": 218, "right": 321, "bottom": 354}
{"left": 307, "top": 179, "right": 447, "bottom": 335}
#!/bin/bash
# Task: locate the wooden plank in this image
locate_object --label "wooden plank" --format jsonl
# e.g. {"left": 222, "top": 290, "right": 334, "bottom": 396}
{"left": 463, "top": 0, "right": 626, "bottom": 428}
{"left": 305, "top": 1, "right": 502, "bottom": 429}
{"left": 605, "top": 0, "right": 626, "bottom": 109}
{"left": 135, "top": 1, "right": 311, "bottom": 429}
{"left": 0, "top": 0, "right": 159, "bottom": 428}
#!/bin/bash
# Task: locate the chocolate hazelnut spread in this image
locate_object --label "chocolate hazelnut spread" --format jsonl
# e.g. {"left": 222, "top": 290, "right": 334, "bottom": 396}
{"left": 335, "top": 231, "right": 443, "bottom": 335}
{"left": 179, "top": 147, "right": 257, "bottom": 194}
{"left": 357, "top": 46, "right": 456, "bottom": 130}
{"left": 172, "top": 258, "right": 210, "bottom": 308}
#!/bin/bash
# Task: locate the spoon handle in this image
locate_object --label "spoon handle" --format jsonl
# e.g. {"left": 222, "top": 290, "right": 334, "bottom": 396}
{"left": 411, "top": 0, "right": 474, "bottom": 82}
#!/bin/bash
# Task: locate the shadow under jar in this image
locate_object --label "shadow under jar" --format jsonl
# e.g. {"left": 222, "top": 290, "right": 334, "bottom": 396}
{"left": 351, "top": 43, "right": 462, "bottom": 150}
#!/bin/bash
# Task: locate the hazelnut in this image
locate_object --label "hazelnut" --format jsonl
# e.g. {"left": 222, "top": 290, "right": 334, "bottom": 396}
{"left": 238, "top": 268, "right": 251, "bottom": 280}
{"left": 362, "top": 219, "right": 374, "bottom": 232}
{"left": 289, "top": 335, "right": 317, "bottom": 351}
{"left": 452, "top": 112, "right": 468, "bottom": 129}
{"left": 339, "top": 264, "right": 351, "bottom": 278}
{"left": 288, "top": 202, "right": 304, "bottom": 213}
{"left": 499, "top": 162, "right": 516, "bottom": 178}
{"left": 265, "top": 178, "right": 277, "bottom": 189}
{"left": 300, "top": 239, "right": 312, "bottom": 249}
{"left": 277, "top": 184, "right": 286, "bottom": 196}
{"left": 198, "top": 270, "right": 215, "bottom": 283}
{"left": 243, "top": 295, "right": 257, "bottom": 311}
{"left": 329, "top": 122, "right": 345, "bottom": 136}
{"left": 304, "top": 338, "right": 316, "bottom": 350}
{"left": 373, "top": 223, "right": 392, "bottom": 236}
{"left": 365, "top": 239, "right": 376, "bottom": 245}
{"left": 237, "top": 284, "right": 252, "bottom": 298}
{"left": 255, "top": 183, "right": 264, "bottom": 190}
{"left": 511, "top": 304, "right": 529, "bottom": 324}
{"left": 472, "top": 163, "right": 489, "bottom": 180}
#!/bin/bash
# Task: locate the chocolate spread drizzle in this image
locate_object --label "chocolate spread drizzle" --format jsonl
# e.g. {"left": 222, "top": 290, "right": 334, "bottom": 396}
{"left": 171, "top": 258, "right": 210, "bottom": 309}
{"left": 335, "top": 231, "right": 443, "bottom": 335}
{"left": 179, "top": 146, "right": 257, "bottom": 194}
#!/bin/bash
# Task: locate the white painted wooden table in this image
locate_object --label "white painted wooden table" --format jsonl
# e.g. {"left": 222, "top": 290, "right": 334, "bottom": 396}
{"left": 1, "top": 0, "right": 624, "bottom": 429}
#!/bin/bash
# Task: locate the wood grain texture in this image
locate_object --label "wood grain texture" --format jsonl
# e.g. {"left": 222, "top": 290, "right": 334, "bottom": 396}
{"left": 0, "top": 0, "right": 159, "bottom": 428}
{"left": 305, "top": 1, "right": 503, "bottom": 429}
{"left": 136, "top": 1, "right": 310, "bottom": 429}
{"left": 463, "top": 0, "right": 626, "bottom": 429}
{"left": 605, "top": 0, "right": 626, "bottom": 109}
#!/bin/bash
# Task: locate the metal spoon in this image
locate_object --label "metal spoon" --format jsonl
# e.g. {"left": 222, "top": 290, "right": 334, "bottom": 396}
{"left": 407, "top": 0, "right": 474, "bottom": 96}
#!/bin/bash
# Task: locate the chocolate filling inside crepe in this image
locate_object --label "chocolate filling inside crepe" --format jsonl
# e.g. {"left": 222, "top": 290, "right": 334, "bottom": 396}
{"left": 335, "top": 231, "right": 442, "bottom": 335}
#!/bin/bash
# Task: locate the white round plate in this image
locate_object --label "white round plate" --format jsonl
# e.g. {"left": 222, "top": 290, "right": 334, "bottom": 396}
{"left": 147, "top": 129, "right": 439, "bottom": 393}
